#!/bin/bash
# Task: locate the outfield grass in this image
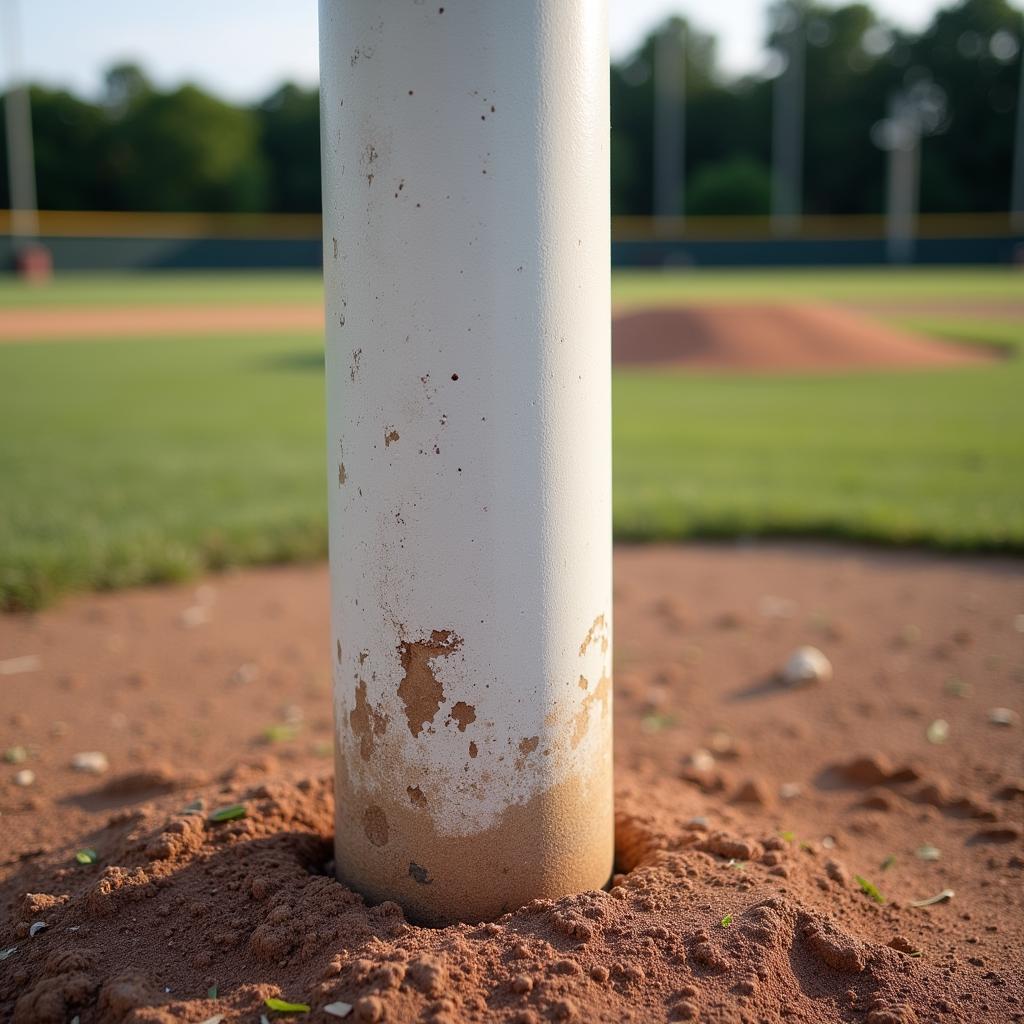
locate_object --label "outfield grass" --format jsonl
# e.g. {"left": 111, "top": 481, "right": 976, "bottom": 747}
{"left": 1, "top": 269, "right": 1022, "bottom": 609}
{"left": 0, "top": 266, "right": 1021, "bottom": 310}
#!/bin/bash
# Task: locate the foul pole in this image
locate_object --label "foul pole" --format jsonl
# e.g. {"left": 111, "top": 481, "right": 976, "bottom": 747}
{"left": 320, "top": 2, "right": 613, "bottom": 924}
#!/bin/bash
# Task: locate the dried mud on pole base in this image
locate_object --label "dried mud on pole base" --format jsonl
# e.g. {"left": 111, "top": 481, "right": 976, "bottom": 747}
{"left": 1, "top": 544, "right": 1022, "bottom": 1023}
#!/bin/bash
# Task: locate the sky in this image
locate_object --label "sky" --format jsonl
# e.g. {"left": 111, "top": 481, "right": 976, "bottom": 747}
{"left": 0, "top": 0, "right": 983, "bottom": 101}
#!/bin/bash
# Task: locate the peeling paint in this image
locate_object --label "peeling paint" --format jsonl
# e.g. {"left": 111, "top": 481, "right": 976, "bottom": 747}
{"left": 338, "top": 462, "right": 347, "bottom": 485}
{"left": 384, "top": 428, "right": 400, "bottom": 447}
{"left": 409, "top": 861, "right": 432, "bottom": 884}
{"left": 363, "top": 804, "right": 389, "bottom": 846}
{"left": 350, "top": 679, "right": 388, "bottom": 760}
{"left": 397, "top": 629, "right": 463, "bottom": 737}
{"left": 448, "top": 701, "right": 476, "bottom": 732}
{"left": 578, "top": 614, "right": 608, "bottom": 657}
{"left": 407, "top": 785, "right": 427, "bottom": 808}
{"left": 571, "top": 672, "right": 611, "bottom": 749}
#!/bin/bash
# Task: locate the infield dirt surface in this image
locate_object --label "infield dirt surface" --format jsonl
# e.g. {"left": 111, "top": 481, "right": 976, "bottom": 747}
{"left": 1, "top": 543, "right": 1022, "bottom": 1022}
{"left": 0, "top": 300, "right": 999, "bottom": 374}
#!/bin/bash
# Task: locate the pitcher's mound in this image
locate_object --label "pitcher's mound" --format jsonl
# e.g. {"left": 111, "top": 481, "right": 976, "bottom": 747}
{"left": 612, "top": 303, "right": 999, "bottom": 372}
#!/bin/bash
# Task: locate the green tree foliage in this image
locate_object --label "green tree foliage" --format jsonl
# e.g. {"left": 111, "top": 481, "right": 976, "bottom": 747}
{"left": 102, "top": 66, "right": 268, "bottom": 212}
{"left": 687, "top": 157, "right": 772, "bottom": 214}
{"left": 907, "top": 0, "right": 1024, "bottom": 212}
{"left": 257, "top": 84, "right": 321, "bottom": 212}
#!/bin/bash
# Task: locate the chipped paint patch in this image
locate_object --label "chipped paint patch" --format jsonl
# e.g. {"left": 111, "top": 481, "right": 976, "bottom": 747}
{"left": 579, "top": 614, "right": 609, "bottom": 657}
{"left": 397, "top": 630, "right": 463, "bottom": 738}
{"left": 338, "top": 462, "right": 347, "bottom": 485}
{"left": 571, "top": 672, "right": 611, "bottom": 749}
{"left": 407, "top": 785, "right": 427, "bottom": 808}
{"left": 448, "top": 701, "right": 476, "bottom": 732}
{"left": 409, "top": 861, "right": 432, "bottom": 884}
{"left": 384, "top": 427, "right": 400, "bottom": 447}
{"left": 363, "top": 805, "right": 389, "bottom": 847}
{"left": 468, "top": 741, "right": 478, "bottom": 758}
{"left": 350, "top": 679, "right": 388, "bottom": 760}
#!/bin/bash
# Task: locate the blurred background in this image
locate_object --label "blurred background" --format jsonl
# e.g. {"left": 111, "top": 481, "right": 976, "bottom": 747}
{"left": 2, "top": 0, "right": 1023, "bottom": 267}
{"left": 0, "top": 0, "right": 1022, "bottom": 612}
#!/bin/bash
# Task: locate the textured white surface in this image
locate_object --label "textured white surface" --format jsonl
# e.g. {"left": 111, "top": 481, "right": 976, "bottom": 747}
{"left": 322, "top": 0, "right": 611, "bottom": 839}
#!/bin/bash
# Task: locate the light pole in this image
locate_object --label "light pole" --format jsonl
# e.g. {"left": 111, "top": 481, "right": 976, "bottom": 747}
{"left": 1011, "top": 37, "right": 1024, "bottom": 232}
{"left": 653, "top": 20, "right": 686, "bottom": 225}
{"left": 2, "top": 0, "right": 44, "bottom": 275}
{"left": 771, "top": 4, "right": 805, "bottom": 236}
{"left": 319, "top": 1, "right": 613, "bottom": 925}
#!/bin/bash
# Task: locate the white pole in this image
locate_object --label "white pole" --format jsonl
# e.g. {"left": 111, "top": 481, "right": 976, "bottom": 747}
{"left": 2, "top": 0, "right": 39, "bottom": 241}
{"left": 320, "top": 1, "right": 612, "bottom": 925}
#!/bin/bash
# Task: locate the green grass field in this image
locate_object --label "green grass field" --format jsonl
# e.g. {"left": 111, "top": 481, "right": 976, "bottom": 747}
{"left": 1, "top": 268, "right": 1022, "bottom": 610}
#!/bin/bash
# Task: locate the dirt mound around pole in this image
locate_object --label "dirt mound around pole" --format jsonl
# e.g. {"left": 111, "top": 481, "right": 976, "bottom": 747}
{"left": 612, "top": 303, "right": 1000, "bottom": 372}
{"left": 1, "top": 546, "right": 1022, "bottom": 1022}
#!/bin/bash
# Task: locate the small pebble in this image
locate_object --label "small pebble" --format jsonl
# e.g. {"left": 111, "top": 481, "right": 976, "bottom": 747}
{"left": 14, "top": 769, "right": 35, "bottom": 787}
{"left": 3, "top": 746, "right": 27, "bottom": 764}
{"left": 988, "top": 707, "right": 1018, "bottom": 727}
{"left": 179, "top": 605, "right": 210, "bottom": 629}
{"left": 685, "top": 748, "right": 715, "bottom": 773}
{"left": 759, "top": 595, "right": 797, "bottom": 619}
{"left": 0, "top": 655, "right": 40, "bottom": 676}
{"left": 71, "top": 751, "right": 109, "bottom": 774}
{"left": 926, "top": 719, "right": 950, "bottom": 744}
{"left": 779, "top": 782, "right": 802, "bottom": 800}
{"left": 781, "top": 646, "right": 832, "bottom": 687}
{"left": 323, "top": 1003, "right": 353, "bottom": 1019}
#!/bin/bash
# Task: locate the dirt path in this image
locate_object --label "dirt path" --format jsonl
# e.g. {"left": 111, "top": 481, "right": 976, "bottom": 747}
{"left": 0, "top": 301, "right": 1003, "bottom": 372}
{"left": 2, "top": 544, "right": 1021, "bottom": 1021}
{"left": 0, "top": 303, "right": 323, "bottom": 341}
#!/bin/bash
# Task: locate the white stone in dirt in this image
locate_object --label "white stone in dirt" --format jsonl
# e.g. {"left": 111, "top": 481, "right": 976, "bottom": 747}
{"left": 0, "top": 655, "right": 40, "bottom": 676}
{"left": 324, "top": 1004, "right": 353, "bottom": 1019}
{"left": 13, "top": 769, "right": 35, "bottom": 787}
{"left": 28, "top": 921, "right": 46, "bottom": 937}
{"left": 781, "top": 645, "right": 833, "bottom": 687}
{"left": 988, "top": 707, "right": 1019, "bottom": 727}
{"left": 71, "top": 751, "right": 109, "bottom": 774}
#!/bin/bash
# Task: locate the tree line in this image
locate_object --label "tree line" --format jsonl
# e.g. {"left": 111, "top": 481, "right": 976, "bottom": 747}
{"left": 1, "top": 0, "right": 1020, "bottom": 218}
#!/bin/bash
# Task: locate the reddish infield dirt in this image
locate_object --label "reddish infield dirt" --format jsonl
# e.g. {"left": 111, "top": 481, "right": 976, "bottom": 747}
{"left": 0, "top": 301, "right": 1000, "bottom": 374}
{"left": 0, "top": 304, "right": 324, "bottom": 342}
{"left": 1, "top": 544, "right": 1022, "bottom": 1022}
{"left": 611, "top": 305, "right": 999, "bottom": 372}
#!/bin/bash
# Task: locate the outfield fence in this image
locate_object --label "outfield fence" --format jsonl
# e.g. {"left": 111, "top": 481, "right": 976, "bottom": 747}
{"left": 1, "top": 210, "right": 1021, "bottom": 271}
